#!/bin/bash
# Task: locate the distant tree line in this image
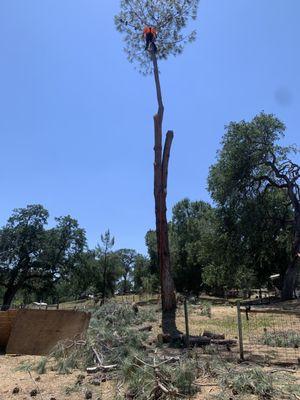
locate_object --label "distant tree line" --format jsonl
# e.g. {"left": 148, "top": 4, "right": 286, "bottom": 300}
{"left": 0, "top": 206, "right": 152, "bottom": 309}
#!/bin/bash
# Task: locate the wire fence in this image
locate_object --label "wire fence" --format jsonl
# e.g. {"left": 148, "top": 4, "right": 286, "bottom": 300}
{"left": 2, "top": 295, "right": 300, "bottom": 365}
{"left": 175, "top": 300, "right": 300, "bottom": 365}
{"left": 0, "top": 293, "right": 161, "bottom": 312}
{"left": 173, "top": 300, "right": 239, "bottom": 363}
{"left": 239, "top": 306, "right": 300, "bottom": 365}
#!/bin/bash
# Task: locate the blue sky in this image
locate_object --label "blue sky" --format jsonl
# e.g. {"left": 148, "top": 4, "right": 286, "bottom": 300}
{"left": 0, "top": 0, "right": 299, "bottom": 254}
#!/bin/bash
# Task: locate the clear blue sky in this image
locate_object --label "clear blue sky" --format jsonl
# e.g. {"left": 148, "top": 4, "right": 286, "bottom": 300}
{"left": 0, "top": 0, "right": 299, "bottom": 254}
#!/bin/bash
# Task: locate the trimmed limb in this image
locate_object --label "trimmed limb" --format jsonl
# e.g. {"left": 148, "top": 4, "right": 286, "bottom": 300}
{"left": 162, "top": 131, "right": 174, "bottom": 192}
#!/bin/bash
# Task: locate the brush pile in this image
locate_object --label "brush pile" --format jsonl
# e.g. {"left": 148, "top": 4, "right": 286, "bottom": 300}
{"left": 37, "top": 301, "right": 200, "bottom": 399}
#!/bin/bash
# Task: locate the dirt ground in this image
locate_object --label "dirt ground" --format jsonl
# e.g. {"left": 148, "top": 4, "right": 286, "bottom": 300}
{"left": 0, "top": 354, "right": 117, "bottom": 400}
{"left": 0, "top": 353, "right": 220, "bottom": 400}
{"left": 1, "top": 354, "right": 299, "bottom": 400}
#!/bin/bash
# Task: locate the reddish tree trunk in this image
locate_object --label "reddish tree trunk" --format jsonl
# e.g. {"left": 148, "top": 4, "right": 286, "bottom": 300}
{"left": 151, "top": 49, "right": 177, "bottom": 335}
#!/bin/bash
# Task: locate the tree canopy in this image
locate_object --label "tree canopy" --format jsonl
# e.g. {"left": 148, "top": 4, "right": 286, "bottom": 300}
{"left": 208, "top": 113, "right": 299, "bottom": 299}
{"left": 0, "top": 205, "right": 86, "bottom": 309}
{"left": 114, "top": 0, "right": 200, "bottom": 73}
{"left": 208, "top": 113, "right": 298, "bottom": 207}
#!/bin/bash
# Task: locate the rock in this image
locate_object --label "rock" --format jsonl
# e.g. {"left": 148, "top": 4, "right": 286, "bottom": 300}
{"left": 85, "top": 390, "right": 93, "bottom": 399}
{"left": 91, "top": 379, "right": 101, "bottom": 386}
{"left": 50, "top": 397, "right": 56, "bottom": 400}
{"left": 12, "top": 387, "right": 20, "bottom": 394}
{"left": 35, "top": 376, "right": 41, "bottom": 382}
{"left": 125, "top": 390, "right": 135, "bottom": 399}
{"left": 30, "top": 389, "right": 38, "bottom": 397}
{"left": 76, "top": 374, "right": 85, "bottom": 385}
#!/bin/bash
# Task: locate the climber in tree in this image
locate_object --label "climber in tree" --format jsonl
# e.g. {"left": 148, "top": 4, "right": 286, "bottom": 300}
{"left": 143, "top": 26, "right": 157, "bottom": 52}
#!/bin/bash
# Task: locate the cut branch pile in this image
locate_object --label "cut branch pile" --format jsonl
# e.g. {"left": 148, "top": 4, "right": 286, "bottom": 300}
{"left": 33, "top": 302, "right": 201, "bottom": 399}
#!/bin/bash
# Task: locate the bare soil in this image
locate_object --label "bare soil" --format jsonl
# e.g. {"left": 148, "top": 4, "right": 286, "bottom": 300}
{"left": 0, "top": 355, "right": 114, "bottom": 400}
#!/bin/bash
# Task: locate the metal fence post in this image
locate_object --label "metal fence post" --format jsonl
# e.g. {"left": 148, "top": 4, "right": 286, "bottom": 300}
{"left": 184, "top": 298, "right": 190, "bottom": 347}
{"left": 237, "top": 301, "right": 244, "bottom": 361}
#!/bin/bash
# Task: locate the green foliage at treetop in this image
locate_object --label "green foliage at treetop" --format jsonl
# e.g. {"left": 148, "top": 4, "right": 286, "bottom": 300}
{"left": 114, "top": 0, "right": 200, "bottom": 74}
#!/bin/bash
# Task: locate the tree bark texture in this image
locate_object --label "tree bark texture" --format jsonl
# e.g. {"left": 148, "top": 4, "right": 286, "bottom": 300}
{"left": 101, "top": 251, "right": 108, "bottom": 304}
{"left": 151, "top": 49, "right": 177, "bottom": 334}
{"left": 282, "top": 209, "right": 300, "bottom": 300}
{"left": 1, "top": 286, "right": 18, "bottom": 311}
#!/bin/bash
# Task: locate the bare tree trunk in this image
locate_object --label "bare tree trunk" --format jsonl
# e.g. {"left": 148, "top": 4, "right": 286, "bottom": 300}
{"left": 102, "top": 251, "right": 108, "bottom": 304}
{"left": 1, "top": 286, "right": 18, "bottom": 311}
{"left": 123, "top": 274, "right": 128, "bottom": 294}
{"left": 282, "top": 211, "right": 300, "bottom": 300}
{"left": 151, "top": 49, "right": 177, "bottom": 335}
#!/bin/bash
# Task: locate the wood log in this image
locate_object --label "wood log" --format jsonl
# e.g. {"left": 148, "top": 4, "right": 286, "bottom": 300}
{"left": 87, "top": 367, "right": 100, "bottom": 374}
{"left": 211, "top": 339, "right": 237, "bottom": 346}
{"left": 137, "top": 325, "right": 153, "bottom": 332}
{"left": 157, "top": 333, "right": 172, "bottom": 344}
{"left": 187, "top": 336, "right": 211, "bottom": 346}
{"left": 202, "top": 330, "right": 225, "bottom": 340}
{"left": 86, "top": 364, "right": 117, "bottom": 374}
{"left": 157, "top": 333, "right": 211, "bottom": 346}
{"left": 132, "top": 304, "right": 139, "bottom": 314}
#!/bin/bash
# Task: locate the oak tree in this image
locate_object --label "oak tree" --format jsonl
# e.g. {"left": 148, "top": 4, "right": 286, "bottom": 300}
{"left": 208, "top": 113, "right": 299, "bottom": 300}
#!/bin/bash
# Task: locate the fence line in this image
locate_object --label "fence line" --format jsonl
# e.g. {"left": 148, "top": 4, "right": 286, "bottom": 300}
{"left": 239, "top": 306, "right": 300, "bottom": 365}
{"left": 3, "top": 295, "right": 300, "bottom": 365}
{"left": 241, "top": 307, "right": 300, "bottom": 316}
{"left": 174, "top": 300, "right": 300, "bottom": 366}
{"left": 0, "top": 293, "right": 161, "bottom": 312}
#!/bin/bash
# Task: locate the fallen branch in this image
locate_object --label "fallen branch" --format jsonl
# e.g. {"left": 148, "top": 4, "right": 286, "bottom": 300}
{"left": 134, "top": 355, "right": 179, "bottom": 369}
{"left": 188, "top": 336, "right": 212, "bottom": 346}
{"left": 270, "top": 368, "right": 297, "bottom": 374}
{"left": 202, "top": 330, "right": 225, "bottom": 340}
{"left": 92, "top": 347, "right": 103, "bottom": 365}
{"left": 86, "top": 364, "right": 118, "bottom": 374}
{"left": 211, "top": 339, "right": 237, "bottom": 346}
{"left": 27, "top": 370, "right": 44, "bottom": 400}
{"left": 137, "top": 324, "right": 153, "bottom": 332}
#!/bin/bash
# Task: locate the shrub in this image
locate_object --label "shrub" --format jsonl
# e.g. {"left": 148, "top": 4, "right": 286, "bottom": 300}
{"left": 35, "top": 357, "right": 47, "bottom": 374}
{"left": 170, "top": 359, "right": 198, "bottom": 395}
{"left": 221, "top": 368, "right": 275, "bottom": 397}
{"left": 205, "top": 357, "right": 300, "bottom": 400}
{"left": 260, "top": 331, "right": 300, "bottom": 348}
{"left": 200, "top": 301, "right": 212, "bottom": 318}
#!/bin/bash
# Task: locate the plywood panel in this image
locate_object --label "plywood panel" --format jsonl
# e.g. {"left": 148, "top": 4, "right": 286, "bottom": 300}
{"left": 0, "top": 310, "right": 18, "bottom": 348}
{"left": 6, "top": 309, "right": 90, "bottom": 355}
